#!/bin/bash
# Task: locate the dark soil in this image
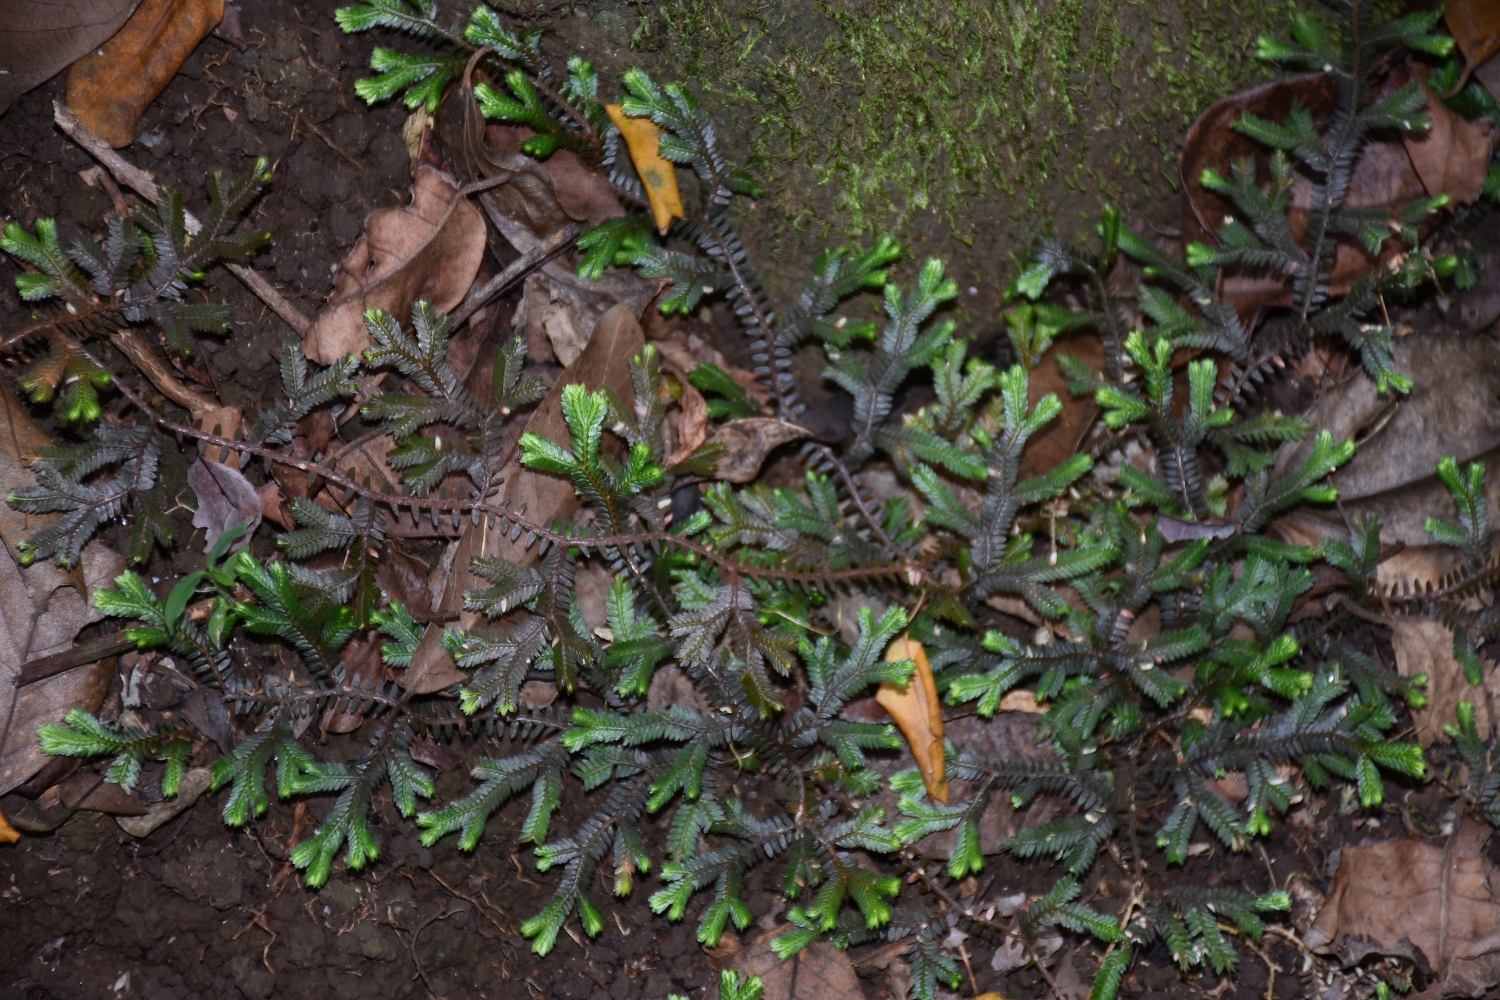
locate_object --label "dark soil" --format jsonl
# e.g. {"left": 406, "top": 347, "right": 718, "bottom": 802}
{"left": 0, "top": 3, "right": 1497, "bottom": 1000}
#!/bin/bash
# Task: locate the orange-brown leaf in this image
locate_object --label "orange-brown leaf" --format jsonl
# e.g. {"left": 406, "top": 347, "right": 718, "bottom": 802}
{"left": 65, "top": 0, "right": 225, "bottom": 148}
{"left": 876, "top": 635, "right": 948, "bottom": 803}
{"left": 1446, "top": 0, "right": 1500, "bottom": 87}
{"left": 605, "top": 104, "right": 683, "bottom": 235}
{"left": 0, "top": 803, "right": 19, "bottom": 844}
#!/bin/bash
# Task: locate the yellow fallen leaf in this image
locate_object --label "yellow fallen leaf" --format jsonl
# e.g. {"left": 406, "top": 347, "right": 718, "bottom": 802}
{"left": 877, "top": 635, "right": 948, "bottom": 804}
{"left": 606, "top": 104, "right": 683, "bottom": 235}
{"left": 0, "top": 803, "right": 20, "bottom": 844}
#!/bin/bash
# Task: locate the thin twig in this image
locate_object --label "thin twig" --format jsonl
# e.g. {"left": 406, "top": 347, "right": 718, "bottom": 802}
{"left": 53, "top": 101, "right": 313, "bottom": 337}
{"left": 449, "top": 222, "right": 579, "bottom": 328}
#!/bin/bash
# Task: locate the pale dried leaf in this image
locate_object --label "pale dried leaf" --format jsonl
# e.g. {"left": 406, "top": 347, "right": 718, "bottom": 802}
{"left": 188, "top": 459, "right": 261, "bottom": 553}
{"left": 304, "top": 165, "right": 487, "bottom": 363}
{"left": 1391, "top": 616, "right": 1500, "bottom": 745}
{"left": 1404, "top": 69, "right": 1497, "bottom": 204}
{"left": 116, "top": 767, "right": 213, "bottom": 837}
{"left": 710, "top": 418, "right": 810, "bottom": 483}
{"left": 0, "top": 385, "right": 122, "bottom": 794}
{"left": 433, "top": 303, "right": 645, "bottom": 618}
{"left": 402, "top": 621, "right": 467, "bottom": 696}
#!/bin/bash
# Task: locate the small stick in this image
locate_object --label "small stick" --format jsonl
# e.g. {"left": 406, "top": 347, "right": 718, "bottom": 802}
{"left": 449, "top": 222, "right": 579, "bottom": 328}
{"left": 292, "top": 114, "right": 365, "bottom": 171}
{"left": 109, "top": 329, "right": 218, "bottom": 411}
{"left": 53, "top": 101, "right": 313, "bottom": 337}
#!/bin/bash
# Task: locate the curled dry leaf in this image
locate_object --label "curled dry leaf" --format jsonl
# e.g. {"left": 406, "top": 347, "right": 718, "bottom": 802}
{"left": 408, "top": 734, "right": 464, "bottom": 773}
{"left": 1308, "top": 819, "right": 1500, "bottom": 997}
{"left": 877, "top": 635, "right": 948, "bottom": 803}
{"left": 1271, "top": 333, "right": 1500, "bottom": 588}
{"left": 116, "top": 767, "right": 213, "bottom": 837}
{"left": 605, "top": 104, "right": 684, "bottom": 235}
{"left": 663, "top": 370, "right": 709, "bottom": 468}
{"left": 187, "top": 459, "right": 261, "bottom": 553}
{"left": 304, "top": 165, "right": 487, "bottom": 363}
{"left": 709, "top": 418, "right": 811, "bottom": 483}
{"left": 485, "top": 125, "right": 625, "bottom": 229}
{"left": 0, "top": 385, "right": 123, "bottom": 795}
{"left": 0, "top": 0, "right": 141, "bottom": 116}
{"left": 5, "top": 769, "right": 146, "bottom": 832}
{"left": 65, "top": 0, "right": 224, "bottom": 148}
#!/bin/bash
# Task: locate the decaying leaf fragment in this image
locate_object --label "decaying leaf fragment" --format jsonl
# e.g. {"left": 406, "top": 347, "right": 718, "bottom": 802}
{"left": 709, "top": 418, "right": 811, "bottom": 483}
{"left": 304, "top": 165, "right": 487, "bottom": 363}
{"left": 0, "top": 384, "right": 124, "bottom": 794}
{"left": 187, "top": 459, "right": 261, "bottom": 554}
{"left": 65, "top": 0, "right": 224, "bottom": 148}
{"left": 733, "top": 928, "right": 864, "bottom": 1000}
{"left": 1307, "top": 819, "right": 1500, "bottom": 996}
{"left": 877, "top": 635, "right": 948, "bottom": 803}
{"left": 605, "top": 104, "right": 683, "bottom": 235}
{"left": 1389, "top": 616, "right": 1500, "bottom": 747}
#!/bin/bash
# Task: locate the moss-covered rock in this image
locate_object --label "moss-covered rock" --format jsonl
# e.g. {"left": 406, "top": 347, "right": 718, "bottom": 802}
{"left": 526, "top": 0, "right": 1290, "bottom": 309}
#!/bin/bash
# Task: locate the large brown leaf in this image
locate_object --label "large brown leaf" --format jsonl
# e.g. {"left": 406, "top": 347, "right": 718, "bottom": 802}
{"left": 0, "top": 385, "right": 124, "bottom": 794}
{"left": 304, "top": 165, "right": 488, "bottom": 363}
{"left": 1307, "top": 819, "right": 1500, "bottom": 996}
{"left": 0, "top": 0, "right": 140, "bottom": 116}
{"left": 65, "top": 0, "right": 223, "bottom": 148}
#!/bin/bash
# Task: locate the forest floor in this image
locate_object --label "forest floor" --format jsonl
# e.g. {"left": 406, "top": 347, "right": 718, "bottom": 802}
{"left": 1, "top": 3, "right": 1499, "bottom": 1000}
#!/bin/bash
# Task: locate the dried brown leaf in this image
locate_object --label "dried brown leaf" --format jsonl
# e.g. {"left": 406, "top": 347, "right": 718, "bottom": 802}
{"left": 408, "top": 734, "right": 463, "bottom": 773}
{"left": 65, "top": 0, "right": 223, "bottom": 148}
{"left": 0, "top": 385, "right": 122, "bottom": 794}
{"left": 304, "top": 165, "right": 487, "bottom": 363}
{"left": 116, "top": 766, "right": 212, "bottom": 837}
{"left": 731, "top": 930, "right": 864, "bottom": 1000}
{"left": 1391, "top": 616, "right": 1500, "bottom": 746}
{"left": 876, "top": 636, "right": 947, "bottom": 803}
{"left": 187, "top": 458, "right": 261, "bottom": 553}
{"left": 1308, "top": 819, "right": 1500, "bottom": 995}
{"left": 1270, "top": 333, "right": 1500, "bottom": 588}
{"left": 1446, "top": 0, "right": 1500, "bottom": 89}
{"left": 709, "top": 418, "right": 810, "bottom": 483}
{"left": 485, "top": 125, "right": 625, "bottom": 228}
{"left": 1181, "top": 62, "right": 1493, "bottom": 317}
{"left": 1404, "top": 67, "right": 1497, "bottom": 205}
{"left": 402, "top": 621, "right": 468, "bottom": 696}
{"left": 320, "top": 630, "right": 384, "bottom": 734}
{"left": 1023, "top": 333, "right": 1104, "bottom": 475}
{"left": 0, "top": 0, "right": 140, "bottom": 116}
